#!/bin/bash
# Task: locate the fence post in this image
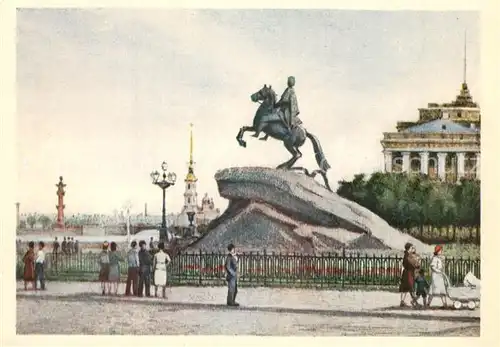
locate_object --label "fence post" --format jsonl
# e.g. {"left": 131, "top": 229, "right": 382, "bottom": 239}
{"left": 372, "top": 253, "right": 376, "bottom": 285}
{"left": 341, "top": 247, "right": 346, "bottom": 289}
{"left": 249, "top": 251, "right": 253, "bottom": 285}
{"left": 198, "top": 249, "right": 203, "bottom": 286}
{"left": 271, "top": 251, "right": 275, "bottom": 285}
{"left": 320, "top": 252, "right": 325, "bottom": 289}
{"left": 263, "top": 249, "right": 267, "bottom": 287}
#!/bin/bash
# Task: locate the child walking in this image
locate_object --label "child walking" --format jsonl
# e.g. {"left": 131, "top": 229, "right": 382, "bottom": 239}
{"left": 414, "top": 269, "right": 430, "bottom": 309}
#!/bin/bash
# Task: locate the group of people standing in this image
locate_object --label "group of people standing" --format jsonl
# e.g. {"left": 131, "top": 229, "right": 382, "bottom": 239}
{"left": 95, "top": 240, "right": 240, "bottom": 305}
{"left": 22, "top": 241, "right": 46, "bottom": 291}
{"left": 399, "top": 242, "right": 450, "bottom": 309}
{"left": 98, "top": 240, "right": 171, "bottom": 298}
{"left": 52, "top": 236, "right": 79, "bottom": 255}
{"left": 23, "top": 237, "right": 453, "bottom": 311}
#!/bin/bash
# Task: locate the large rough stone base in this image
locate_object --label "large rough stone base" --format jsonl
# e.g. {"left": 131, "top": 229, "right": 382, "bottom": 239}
{"left": 188, "top": 167, "right": 432, "bottom": 254}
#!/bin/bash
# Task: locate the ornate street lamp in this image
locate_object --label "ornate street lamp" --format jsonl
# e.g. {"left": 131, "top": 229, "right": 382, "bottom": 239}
{"left": 150, "top": 161, "right": 176, "bottom": 242}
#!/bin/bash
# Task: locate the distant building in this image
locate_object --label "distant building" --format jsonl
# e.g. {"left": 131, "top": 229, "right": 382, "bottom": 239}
{"left": 175, "top": 124, "right": 220, "bottom": 229}
{"left": 197, "top": 193, "right": 221, "bottom": 226}
{"left": 380, "top": 42, "right": 480, "bottom": 183}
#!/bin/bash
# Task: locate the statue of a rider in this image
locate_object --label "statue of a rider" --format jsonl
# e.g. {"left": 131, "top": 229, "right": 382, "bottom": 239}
{"left": 253, "top": 76, "right": 302, "bottom": 140}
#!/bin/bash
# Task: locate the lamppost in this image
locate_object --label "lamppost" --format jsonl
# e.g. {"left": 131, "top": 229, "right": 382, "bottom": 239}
{"left": 122, "top": 201, "right": 133, "bottom": 245}
{"left": 150, "top": 161, "right": 176, "bottom": 242}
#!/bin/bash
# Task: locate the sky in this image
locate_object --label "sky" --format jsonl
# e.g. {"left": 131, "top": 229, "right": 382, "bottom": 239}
{"left": 16, "top": 9, "right": 480, "bottom": 216}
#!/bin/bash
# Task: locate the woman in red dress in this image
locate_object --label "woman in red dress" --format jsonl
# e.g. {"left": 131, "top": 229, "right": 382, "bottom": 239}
{"left": 23, "top": 241, "right": 36, "bottom": 290}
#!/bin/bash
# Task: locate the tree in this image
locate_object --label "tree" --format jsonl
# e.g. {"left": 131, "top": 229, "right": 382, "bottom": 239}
{"left": 409, "top": 174, "right": 433, "bottom": 236}
{"left": 38, "top": 215, "right": 53, "bottom": 230}
{"left": 454, "top": 178, "right": 480, "bottom": 241}
{"left": 337, "top": 171, "right": 479, "bottom": 243}
{"left": 337, "top": 173, "right": 367, "bottom": 204}
{"left": 26, "top": 214, "right": 37, "bottom": 229}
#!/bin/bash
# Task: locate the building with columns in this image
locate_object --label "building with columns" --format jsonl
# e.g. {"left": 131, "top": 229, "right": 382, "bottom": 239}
{"left": 175, "top": 124, "right": 220, "bottom": 229}
{"left": 381, "top": 81, "right": 480, "bottom": 183}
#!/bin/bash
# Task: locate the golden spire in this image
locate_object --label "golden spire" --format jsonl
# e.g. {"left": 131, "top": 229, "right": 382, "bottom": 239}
{"left": 189, "top": 122, "right": 194, "bottom": 165}
{"left": 463, "top": 30, "right": 467, "bottom": 84}
{"left": 185, "top": 123, "right": 197, "bottom": 182}
{"left": 453, "top": 30, "right": 476, "bottom": 107}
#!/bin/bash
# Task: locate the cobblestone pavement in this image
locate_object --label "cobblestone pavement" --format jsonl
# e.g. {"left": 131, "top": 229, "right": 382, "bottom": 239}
{"left": 16, "top": 282, "right": 480, "bottom": 336}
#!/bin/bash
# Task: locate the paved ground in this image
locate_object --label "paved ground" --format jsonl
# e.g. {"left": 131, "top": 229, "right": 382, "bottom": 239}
{"left": 16, "top": 282, "right": 480, "bottom": 336}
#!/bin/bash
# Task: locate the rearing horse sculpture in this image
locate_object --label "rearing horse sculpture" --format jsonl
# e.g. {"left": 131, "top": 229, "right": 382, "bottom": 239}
{"left": 236, "top": 84, "right": 332, "bottom": 191}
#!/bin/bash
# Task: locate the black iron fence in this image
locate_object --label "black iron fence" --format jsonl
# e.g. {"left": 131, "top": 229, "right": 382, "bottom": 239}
{"left": 16, "top": 251, "right": 480, "bottom": 289}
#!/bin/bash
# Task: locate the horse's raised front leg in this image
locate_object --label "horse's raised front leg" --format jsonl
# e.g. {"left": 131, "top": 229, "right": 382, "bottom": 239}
{"left": 277, "top": 144, "right": 302, "bottom": 170}
{"left": 236, "top": 125, "right": 255, "bottom": 148}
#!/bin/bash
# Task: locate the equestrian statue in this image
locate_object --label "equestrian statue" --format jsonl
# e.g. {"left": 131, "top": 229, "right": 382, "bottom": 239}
{"left": 236, "top": 76, "right": 332, "bottom": 191}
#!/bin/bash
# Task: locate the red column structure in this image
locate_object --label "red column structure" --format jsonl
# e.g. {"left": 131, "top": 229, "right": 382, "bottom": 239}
{"left": 56, "top": 176, "right": 66, "bottom": 229}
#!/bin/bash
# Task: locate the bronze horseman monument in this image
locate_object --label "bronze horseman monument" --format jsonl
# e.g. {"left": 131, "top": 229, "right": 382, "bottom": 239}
{"left": 189, "top": 77, "right": 432, "bottom": 254}
{"left": 236, "top": 76, "right": 332, "bottom": 190}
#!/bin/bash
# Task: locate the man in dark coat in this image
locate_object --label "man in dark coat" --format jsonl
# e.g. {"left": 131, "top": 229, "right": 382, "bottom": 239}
{"left": 52, "top": 237, "right": 60, "bottom": 255}
{"left": 225, "top": 243, "right": 239, "bottom": 306}
{"left": 67, "top": 237, "right": 74, "bottom": 255}
{"left": 137, "top": 240, "right": 152, "bottom": 297}
{"left": 61, "top": 237, "right": 67, "bottom": 255}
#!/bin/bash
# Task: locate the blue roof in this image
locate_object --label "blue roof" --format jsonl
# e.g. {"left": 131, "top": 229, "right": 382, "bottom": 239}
{"left": 403, "top": 119, "right": 478, "bottom": 134}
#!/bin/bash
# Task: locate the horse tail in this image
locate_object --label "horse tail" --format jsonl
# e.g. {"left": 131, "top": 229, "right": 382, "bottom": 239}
{"left": 305, "top": 130, "right": 331, "bottom": 171}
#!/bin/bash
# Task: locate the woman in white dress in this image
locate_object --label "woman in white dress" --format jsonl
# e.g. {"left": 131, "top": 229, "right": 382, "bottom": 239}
{"left": 153, "top": 242, "right": 171, "bottom": 298}
{"left": 427, "top": 245, "right": 450, "bottom": 308}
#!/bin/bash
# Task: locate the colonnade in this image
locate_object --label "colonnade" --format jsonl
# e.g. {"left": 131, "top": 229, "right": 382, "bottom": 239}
{"left": 384, "top": 150, "right": 480, "bottom": 181}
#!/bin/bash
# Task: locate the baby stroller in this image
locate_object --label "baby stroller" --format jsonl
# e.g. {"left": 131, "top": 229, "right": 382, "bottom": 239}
{"left": 445, "top": 271, "right": 481, "bottom": 310}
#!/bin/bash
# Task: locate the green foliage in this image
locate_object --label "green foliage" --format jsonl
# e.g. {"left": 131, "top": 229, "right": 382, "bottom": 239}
{"left": 38, "top": 215, "right": 53, "bottom": 230}
{"left": 26, "top": 214, "right": 37, "bottom": 229}
{"left": 337, "top": 172, "right": 480, "bottom": 240}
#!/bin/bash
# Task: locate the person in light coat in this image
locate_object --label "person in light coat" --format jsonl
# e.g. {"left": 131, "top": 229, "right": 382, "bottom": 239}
{"left": 34, "top": 241, "right": 46, "bottom": 290}
{"left": 108, "top": 242, "right": 123, "bottom": 295}
{"left": 427, "top": 245, "right": 450, "bottom": 308}
{"left": 153, "top": 242, "right": 171, "bottom": 298}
